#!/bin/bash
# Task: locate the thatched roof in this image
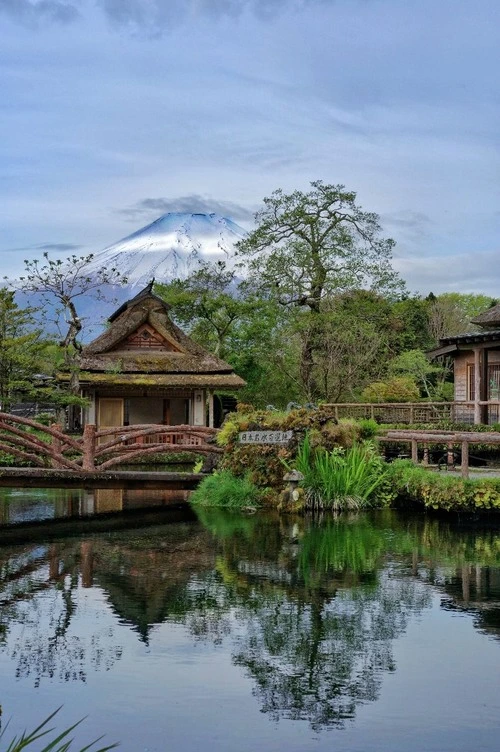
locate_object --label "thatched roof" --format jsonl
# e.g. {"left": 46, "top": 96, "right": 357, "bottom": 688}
{"left": 471, "top": 303, "right": 500, "bottom": 328}
{"left": 59, "top": 372, "right": 246, "bottom": 389}
{"left": 72, "top": 283, "right": 246, "bottom": 389}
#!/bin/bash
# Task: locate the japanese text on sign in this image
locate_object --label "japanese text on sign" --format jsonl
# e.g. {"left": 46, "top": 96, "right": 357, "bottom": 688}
{"left": 238, "top": 430, "right": 293, "bottom": 445}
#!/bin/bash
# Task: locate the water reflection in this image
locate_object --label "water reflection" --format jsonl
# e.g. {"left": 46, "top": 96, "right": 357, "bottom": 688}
{"left": 1, "top": 510, "right": 500, "bottom": 730}
{"left": 0, "top": 487, "right": 191, "bottom": 525}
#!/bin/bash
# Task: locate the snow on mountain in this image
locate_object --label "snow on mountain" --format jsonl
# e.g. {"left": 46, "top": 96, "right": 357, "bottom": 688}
{"left": 13, "top": 212, "right": 249, "bottom": 339}
{"left": 86, "top": 212, "right": 248, "bottom": 288}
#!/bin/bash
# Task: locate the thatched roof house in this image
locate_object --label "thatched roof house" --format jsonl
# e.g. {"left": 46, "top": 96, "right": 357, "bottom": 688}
{"left": 61, "top": 282, "right": 245, "bottom": 429}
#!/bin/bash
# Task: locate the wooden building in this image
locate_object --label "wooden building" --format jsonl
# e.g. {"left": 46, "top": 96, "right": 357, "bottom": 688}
{"left": 59, "top": 283, "right": 246, "bottom": 430}
{"left": 429, "top": 304, "right": 500, "bottom": 424}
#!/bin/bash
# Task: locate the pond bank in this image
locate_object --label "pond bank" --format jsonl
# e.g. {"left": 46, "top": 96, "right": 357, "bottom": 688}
{"left": 0, "top": 467, "right": 204, "bottom": 488}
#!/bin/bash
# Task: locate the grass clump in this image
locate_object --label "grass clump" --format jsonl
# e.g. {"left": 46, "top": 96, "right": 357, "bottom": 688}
{"left": 294, "top": 434, "right": 387, "bottom": 511}
{"left": 1, "top": 708, "right": 117, "bottom": 751}
{"left": 190, "top": 470, "right": 262, "bottom": 509}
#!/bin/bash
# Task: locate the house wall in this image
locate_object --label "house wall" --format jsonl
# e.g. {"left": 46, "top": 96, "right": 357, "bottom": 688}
{"left": 453, "top": 350, "right": 500, "bottom": 400}
{"left": 454, "top": 353, "right": 469, "bottom": 401}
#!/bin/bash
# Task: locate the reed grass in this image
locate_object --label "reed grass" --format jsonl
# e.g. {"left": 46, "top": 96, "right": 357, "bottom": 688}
{"left": 0, "top": 708, "right": 118, "bottom": 751}
{"left": 190, "top": 470, "right": 262, "bottom": 509}
{"left": 294, "top": 434, "right": 386, "bottom": 510}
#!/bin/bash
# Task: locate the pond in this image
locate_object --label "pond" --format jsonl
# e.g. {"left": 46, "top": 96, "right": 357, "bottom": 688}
{"left": 1, "top": 502, "right": 500, "bottom": 751}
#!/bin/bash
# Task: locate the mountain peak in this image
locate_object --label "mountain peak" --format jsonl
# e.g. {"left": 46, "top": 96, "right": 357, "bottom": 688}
{"left": 86, "top": 211, "right": 247, "bottom": 287}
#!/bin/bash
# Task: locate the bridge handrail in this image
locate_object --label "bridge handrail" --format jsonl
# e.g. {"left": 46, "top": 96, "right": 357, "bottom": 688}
{"left": 0, "top": 412, "right": 83, "bottom": 452}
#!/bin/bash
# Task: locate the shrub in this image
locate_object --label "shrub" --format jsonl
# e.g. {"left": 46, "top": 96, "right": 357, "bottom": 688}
{"left": 385, "top": 460, "right": 500, "bottom": 512}
{"left": 190, "top": 470, "right": 263, "bottom": 509}
{"left": 217, "top": 407, "right": 374, "bottom": 489}
{"left": 361, "top": 376, "right": 420, "bottom": 403}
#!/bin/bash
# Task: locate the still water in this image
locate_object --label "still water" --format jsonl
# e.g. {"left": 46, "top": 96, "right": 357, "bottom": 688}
{"left": 1, "top": 502, "right": 500, "bottom": 751}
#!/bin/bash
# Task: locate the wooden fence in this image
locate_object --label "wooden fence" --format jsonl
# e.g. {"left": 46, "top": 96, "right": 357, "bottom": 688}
{"left": 381, "top": 429, "right": 500, "bottom": 478}
{"left": 322, "top": 402, "right": 500, "bottom": 425}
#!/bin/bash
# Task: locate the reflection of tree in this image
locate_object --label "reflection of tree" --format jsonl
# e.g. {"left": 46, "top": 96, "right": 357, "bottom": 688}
{"left": 231, "top": 576, "right": 429, "bottom": 728}
{"left": 0, "top": 541, "right": 124, "bottom": 685}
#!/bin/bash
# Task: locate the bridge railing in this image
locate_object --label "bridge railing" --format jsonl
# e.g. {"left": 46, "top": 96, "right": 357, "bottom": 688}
{"left": 0, "top": 414, "right": 220, "bottom": 472}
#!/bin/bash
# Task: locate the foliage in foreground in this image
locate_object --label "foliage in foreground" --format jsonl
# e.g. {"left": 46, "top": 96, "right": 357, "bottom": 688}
{"left": 0, "top": 708, "right": 117, "bottom": 751}
{"left": 385, "top": 460, "right": 500, "bottom": 512}
{"left": 293, "top": 434, "right": 387, "bottom": 511}
{"left": 190, "top": 470, "right": 263, "bottom": 509}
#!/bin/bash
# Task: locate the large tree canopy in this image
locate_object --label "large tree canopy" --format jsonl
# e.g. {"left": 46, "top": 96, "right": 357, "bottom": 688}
{"left": 237, "top": 180, "right": 403, "bottom": 310}
{"left": 237, "top": 181, "right": 403, "bottom": 398}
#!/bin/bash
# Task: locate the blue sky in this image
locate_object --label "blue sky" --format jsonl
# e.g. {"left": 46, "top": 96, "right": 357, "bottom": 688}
{"left": 1, "top": 0, "right": 499, "bottom": 293}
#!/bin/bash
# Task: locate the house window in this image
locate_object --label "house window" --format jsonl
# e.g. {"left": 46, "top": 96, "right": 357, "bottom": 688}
{"left": 466, "top": 363, "right": 500, "bottom": 401}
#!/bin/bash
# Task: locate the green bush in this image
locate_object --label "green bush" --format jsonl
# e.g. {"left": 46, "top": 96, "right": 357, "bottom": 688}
{"left": 190, "top": 470, "right": 263, "bottom": 509}
{"left": 218, "top": 407, "right": 374, "bottom": 489}
{"left": 293, "top": 434, "right": 387, "bottom": 511}
{"left": 385, "top": 460, "right": 500, "bottom": 512}
{"left": 361, "top": 376, "right": 420, "bottom": 403}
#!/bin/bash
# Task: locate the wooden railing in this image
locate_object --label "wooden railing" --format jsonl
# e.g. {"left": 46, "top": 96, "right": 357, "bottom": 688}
{"left": 322, "top": 402, "right": 500, "bottom": 425}
{"left": 381, "top": 429, "right": 500, "bottom": 478}
{"left": 0, "top": 414, "right": 221, "bottom": 472}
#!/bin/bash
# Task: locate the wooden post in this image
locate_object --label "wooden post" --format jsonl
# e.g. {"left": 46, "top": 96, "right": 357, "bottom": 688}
{"left": 411, "top": 439, "right": 418, "bottom": 463}
{"left": 447, "top": 442, "right": 454, "bottom": 470}
{"left": 474, "top": 346, "right": 482, "bottom": 424}
{"left": 334, "top": 404, "right": 339, "bottom": 421}
{"left": 423, "top": 444, "right": 429, "bottom": 465}
{"left": 82, "top": 424, "right": 96, "bottom": 471}
{"left": 370, "top": 404, "right": 374, "bottom": 420}
{"left": 50, "top": 423, "right": 63, "bottom": 469}
{"left": 461, "top": 440, "right": 469, "bottom": 478}
{"left": 208, "top": 391, "right": 214, "bottom": 428}
{"left": 481, "top": 347, "right": 489, "bottom": 424}
{"left": 410, "top": 405, "right": 415, "bottom": 424}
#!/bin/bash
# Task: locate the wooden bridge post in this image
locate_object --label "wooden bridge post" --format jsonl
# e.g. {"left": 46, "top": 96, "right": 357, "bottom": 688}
{"left": 411, "top": 439, "right": 418, "bottom": 463}
{"left": 461, "top": 440, "right": 469, "bottom": 479}
{"left": 447, "top": 442, "right": 454, "bottom": 470}
{"left": 423, "top": 444, "right": 429, "bottom": 465}
{"left": 82, "top": 424, "right": 96, "bottom": 471}
{"left": 50, "top": 423, "right": 63, "bottom": 469}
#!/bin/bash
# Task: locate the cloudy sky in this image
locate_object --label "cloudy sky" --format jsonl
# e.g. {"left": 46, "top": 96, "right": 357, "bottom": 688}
{"left": 1, "top": 0, "right": 499, "bottom": 293}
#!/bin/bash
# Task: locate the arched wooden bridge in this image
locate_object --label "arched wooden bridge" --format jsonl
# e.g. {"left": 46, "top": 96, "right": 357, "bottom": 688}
{"left": 0, "top": 413, "right": 221, "bottom": 472}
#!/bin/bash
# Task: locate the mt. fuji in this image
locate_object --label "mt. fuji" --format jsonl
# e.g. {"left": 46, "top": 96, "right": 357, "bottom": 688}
{"left": 13, "top": 211, "right": 249, "bottom": 338}
{"left": 86, "top": 212, "right": 248, "bottom": 289}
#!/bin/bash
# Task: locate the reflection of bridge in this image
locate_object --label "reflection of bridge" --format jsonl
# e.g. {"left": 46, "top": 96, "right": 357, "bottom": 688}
{"left": 0, "top": 413, "right": 221, "bottom": 472}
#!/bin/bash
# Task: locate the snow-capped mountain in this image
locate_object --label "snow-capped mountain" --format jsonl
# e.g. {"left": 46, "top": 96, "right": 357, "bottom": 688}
{"left": 13, "top": 212, "right": 248, "bottom": 339}
{"left": 86, "top": 211, "right": 247, "bottom": 288}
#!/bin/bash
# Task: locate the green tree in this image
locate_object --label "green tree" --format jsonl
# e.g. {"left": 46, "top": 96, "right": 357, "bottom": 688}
{"left": 427, "top": 292, "right": 496, "bottom": 342}
{"left": 237, "top": 181, "right": 403, "bottom": 398}
{"left": 388, "top": 348, "right": 450, "bottom": 400}
{"left": 0, "top": 289, "right": 48, "bottom": 412}
{"left": 156, "top": 262, "right": 300, "bottom": 407}
{"left": 155, "top": 260, "right": 254, "bottom": 359}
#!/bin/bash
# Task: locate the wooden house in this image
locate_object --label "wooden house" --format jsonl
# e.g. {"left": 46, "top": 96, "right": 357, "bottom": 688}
{"left": 59, "top": 283, "right": 246, "bottom": 431}
{"left": 429, "top": 304, "right": 500, "bottom": 424}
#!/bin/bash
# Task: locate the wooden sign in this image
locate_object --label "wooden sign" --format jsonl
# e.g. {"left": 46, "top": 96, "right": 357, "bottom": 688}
{"left": 239, "top": 430, "right": 293, "bottom": 445}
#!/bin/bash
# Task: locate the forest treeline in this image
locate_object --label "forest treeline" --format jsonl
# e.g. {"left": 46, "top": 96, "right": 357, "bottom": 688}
{"left": 1, "top": 181, "right": 497, "bottom": 411}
